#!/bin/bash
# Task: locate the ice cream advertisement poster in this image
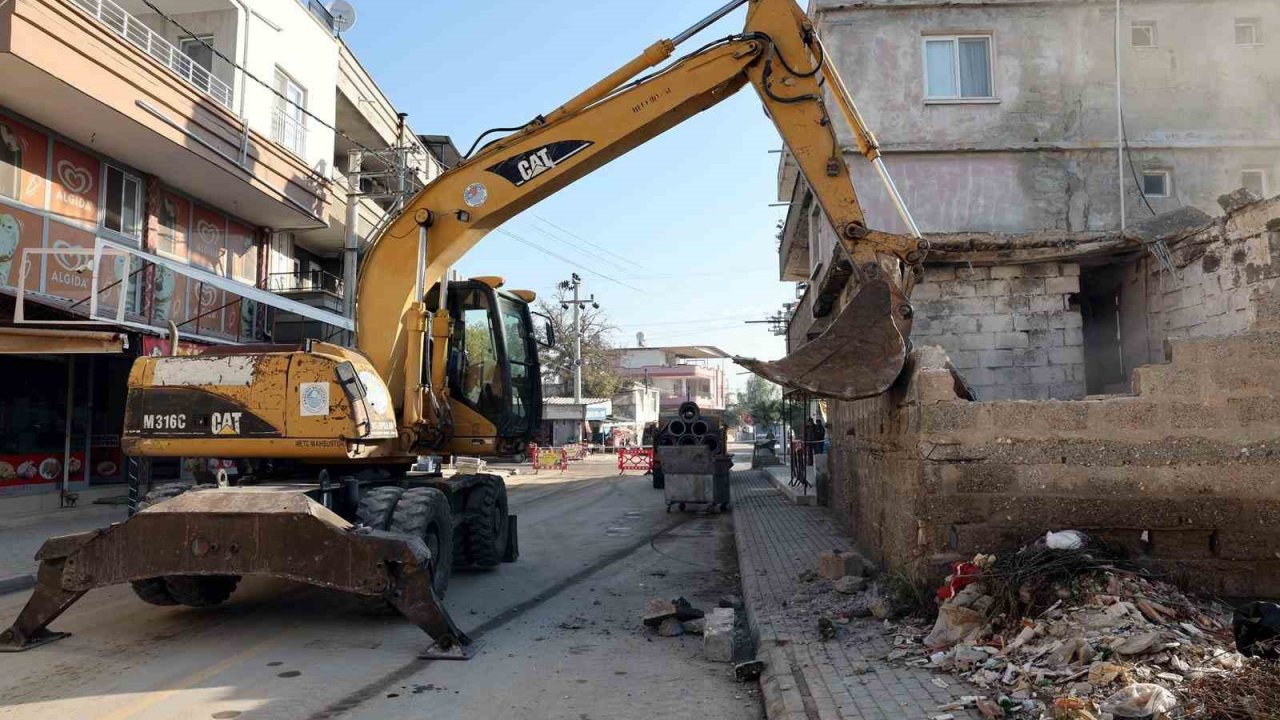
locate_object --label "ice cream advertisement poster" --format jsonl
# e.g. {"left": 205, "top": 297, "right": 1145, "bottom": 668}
{"left": 190, "top": 206, "right": 226, "bottom": 274}
{"left": 155, "top": 190, "right": 190, "bottom": 261}
{"left": 0, "top": 205, "right": 45, "bottom": 289}
{"left": 49, "top": 141, "right": 99, "bottom": 225}
{"left": 44, "top": 221, "right": 97, "bottom": 300}
{"left": 0, "top": 116, "right": 49, "bottom": 209}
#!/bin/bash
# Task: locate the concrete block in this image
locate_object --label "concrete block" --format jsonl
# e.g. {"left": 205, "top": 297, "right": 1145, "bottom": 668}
{"left": 1049, "top": 346, "right": 1083, "bottom": 365}
{"left": 990, "top": 366, "right": 1030, "bottom": 385}
{"left": 911, "top": 283, "right": 942, "bottom": 301}
{"left": 1062, "top": 327, "right": 1085, "bottom": 347}
{"left": 940, "top": 282, "right": 978, "bottom": 299}
{"left": 1031, "top": 295, "right": 1066, "bottom": 313}
{"left": 994, "top": 332, "right": 1031, "bottom": 349}
{"left": 1021, "top": 262, "right": 1059, "bottom": 278}
{"left": 990, "top": 265, "right": 1023, "bottom": 280}
{"left": 977, "top": 315, "right": 1013, "bottom": 333}
{"left": 703, "top": 608, "right": 735, "bottom": 662}
{"left": 992, "top": 295, "right": 1031, "bottom": 313}
{"left": 1062, "top": 263, "right": 1081, "bottom": 277}
{"left": 948, "top": 350, "right": 981, "bottom": 370}
{"left": 950, "top": 297, "right": 994, "bottom": 315}
{"left": 1050, "top": 382, "right": 1087, "bottom": 399}
{"left": 1012, "top": 348, "right": 1048, "bottom": 367}
{"left": 960, "top": 333, "right": 995, "bottom": 351}
{"left": 928, "top": 266, "right": 957, "bottom": 281}
{"left": 1013, "top": 313, "right": 1051, "bottom": 331}
{"left": 978, "top": 279, "right": 1011, "bottom": 297}
{"left": 1030, "top": 365, "right": 1068, "bottom": 386}
{"left": 955, "top": 265, "right": 989, "bottom": 281}
{"left": 818, "top": 550, "right": 865, "bottom": 580}
{"left": 979, "top": 349, "right": 1017, "bottom": 368}
{"left": 1008, "top": 278, "right": 1045, "bottom": 295}
{"left": 1045, "top": 276, "right": 1081, "bottom": 295}
{"left": 938, "top": 315, "right": 979, "bottom": 334}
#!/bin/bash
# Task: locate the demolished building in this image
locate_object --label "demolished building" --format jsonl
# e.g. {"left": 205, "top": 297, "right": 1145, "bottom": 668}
{"left": 771, "top": 0, "right": 1280, "bottom": 596}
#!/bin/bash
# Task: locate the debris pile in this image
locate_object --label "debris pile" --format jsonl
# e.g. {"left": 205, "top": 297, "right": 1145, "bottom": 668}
{"left": 642, "top": 596, "right": 741, "bottom": 664}
{"left": 879, "top": 534, "right": 1275, "bottom": 719}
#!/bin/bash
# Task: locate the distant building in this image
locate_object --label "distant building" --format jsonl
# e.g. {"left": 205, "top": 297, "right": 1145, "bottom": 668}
{"left": 541, "top": 397, "right": 611, "bottom": 447}
{"left": 610, "top": 345, "right": 729, "bottom": 412}
{"left": 610, "top": 386, "right": 661, "bottom": 444}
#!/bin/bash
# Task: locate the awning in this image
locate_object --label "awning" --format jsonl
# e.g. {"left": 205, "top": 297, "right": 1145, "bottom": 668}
{"left": 0, "top": 327, "right": 129, "bottom": 354}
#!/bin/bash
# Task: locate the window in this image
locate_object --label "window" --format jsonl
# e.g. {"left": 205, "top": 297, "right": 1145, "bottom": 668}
{"left": 1141, "top": 169, "right": 1171, "bottom": 198}
{"left": 1235, "top": 19, "right": 1261, "bottom": 46}
{"left": 1131, "top": 22, "right": 1157, "bottom": 47}
{"left": 0, "top": 122, "right": 19, "bottom": 201}
{"left": 1242, "top": 169, "right": 1269, "bottom": 198}
{"left": 923, "top": 35, "right": 994, "bottom": 100}
{"left": 103, "top": 165, "right": 142, "bottom": 239}
{"left": 272, "top": 68, "right": 307, "bottom": 156}
{"left": 179, "top": 36, "right": 214, "bottom": 73}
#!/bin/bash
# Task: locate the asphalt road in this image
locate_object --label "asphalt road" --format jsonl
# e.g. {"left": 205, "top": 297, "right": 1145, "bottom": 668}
{"left": 0, "top": 458, "right": 761, "bottom": 720}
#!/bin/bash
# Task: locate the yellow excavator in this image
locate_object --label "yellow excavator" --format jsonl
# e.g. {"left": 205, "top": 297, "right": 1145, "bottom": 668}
{"left": 0, "top": 0, "right": 922, "bottom": 657}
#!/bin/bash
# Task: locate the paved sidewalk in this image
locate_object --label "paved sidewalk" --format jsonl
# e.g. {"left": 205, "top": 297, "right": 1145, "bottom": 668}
{"left": 0, "top": 503, "right": 126, "bottom": 588}
{"left": 732, "top": 471, "right": 982, "bottom": 720}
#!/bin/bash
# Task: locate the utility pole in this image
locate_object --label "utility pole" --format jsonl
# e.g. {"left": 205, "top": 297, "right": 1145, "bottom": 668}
{"left": 558, "top": 273, "right": 599, "bottom": 403}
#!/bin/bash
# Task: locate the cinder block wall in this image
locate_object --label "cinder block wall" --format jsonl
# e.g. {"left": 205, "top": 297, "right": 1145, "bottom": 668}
{"left": 1122, "top": 198, "right": 1280, "bottom": 369}
{"left": 825, "top": 201, "right": 1280, "bottom": 598}
{"left": 910, "top": 262, "right": 1087, "bottom": 401}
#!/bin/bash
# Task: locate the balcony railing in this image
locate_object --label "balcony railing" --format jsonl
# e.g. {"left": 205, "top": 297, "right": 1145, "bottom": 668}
{"left": 267, "top": 269, "right": 344, "bottom": 297}
{"left": 67, "top": 0, "right": 236, "bottom": 110}
{"left": 271, "top": 105, "right": 308, "bottom": 158}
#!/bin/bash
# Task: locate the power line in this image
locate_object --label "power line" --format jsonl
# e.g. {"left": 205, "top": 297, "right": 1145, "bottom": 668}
{"left": 524, "top": 223, "right": 638, "bottom": 273}
{"left": 532, "top": 215, "right": 640, "bottom": 268}
{"left": 495, "top": 228, "right": 643, "bottom": 292}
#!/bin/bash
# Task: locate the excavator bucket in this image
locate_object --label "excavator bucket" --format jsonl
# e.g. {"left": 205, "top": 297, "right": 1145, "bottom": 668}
{"left": 0, "top": 489, "right": 469, "bottom": 656}
{"left": 735, "top": 276, "right": 914, "bottom": 400}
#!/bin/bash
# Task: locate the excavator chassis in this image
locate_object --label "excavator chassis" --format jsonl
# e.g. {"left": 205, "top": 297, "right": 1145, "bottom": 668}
{"left": 0, "top": 489, "right": 469, "bottom": 655}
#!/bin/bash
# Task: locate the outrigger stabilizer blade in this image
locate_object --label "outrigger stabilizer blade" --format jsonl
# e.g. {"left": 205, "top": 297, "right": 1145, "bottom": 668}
{"left": 735, "top": 276, "right": 914, "bottom": 401}
{"left": 0, "top": 490, "right": 469, "bottom": 656}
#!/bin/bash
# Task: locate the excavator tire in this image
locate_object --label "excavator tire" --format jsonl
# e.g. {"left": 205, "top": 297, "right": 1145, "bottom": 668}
{"left": 130, "top": 483, "right": 212, "bottom": 607}
{"left": 389, "top": 487, "right": 453, "bottom": 597}
{"left": 164, "top": 575, "right": 240, "bottom": 608}
{"left": 353, "top": 486, "right": 406, "bottom": 614}
{"left": 463, "top": 476, "right": 509, "bottom": 568}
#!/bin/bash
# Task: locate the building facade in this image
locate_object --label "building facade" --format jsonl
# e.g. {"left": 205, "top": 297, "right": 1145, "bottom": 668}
{"left": 778, "top": 0, "right": 1278, "bottom": 401}
{"left": 0, "top": 0, "right": 438, "bottom": 505}
{"left": 611, "top": 345, "right": 729, "bottom": 412}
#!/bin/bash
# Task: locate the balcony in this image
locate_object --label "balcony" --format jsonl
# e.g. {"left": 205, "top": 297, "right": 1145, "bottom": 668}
{"left": 67, "top": 0, "right": 234, "bottom": 109}
{"left": 272, "top": 105, "right": 308, "bottom": 158}
{"left": 267, "top": 268, "right": 344, "bottom": 299}
{"left": 0, "top": 0, "right": 329, "bottom": 230}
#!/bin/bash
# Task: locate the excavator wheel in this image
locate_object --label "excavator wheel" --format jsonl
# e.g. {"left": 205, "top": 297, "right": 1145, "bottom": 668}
{"left": 463, "top": 476, "right": 509, "bottom": 569}
{"left": 130, "top": 483, "right": 215, "bottom": 607}
{"left": 389, "top": 488, "right": 453, "bottom": 597}
{"left": 353, "top": 486, "right": 407, "bottom": 615}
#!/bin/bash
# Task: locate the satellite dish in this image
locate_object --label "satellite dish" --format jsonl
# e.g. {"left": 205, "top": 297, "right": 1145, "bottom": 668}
{"left": 328, "top": 0, "right": 357, "bottom": 33}
{"left": 636, "top": 332, "right": 646, "bottom": 347}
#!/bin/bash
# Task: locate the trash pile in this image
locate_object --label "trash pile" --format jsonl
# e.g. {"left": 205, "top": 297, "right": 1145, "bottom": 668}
{"left": 879, "top": 531, "right": 1280, "bottom": 719}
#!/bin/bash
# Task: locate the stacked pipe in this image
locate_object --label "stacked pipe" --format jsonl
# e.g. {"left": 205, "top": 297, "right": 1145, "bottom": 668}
{"left": 655, "top": 402, "right": 722, "bottom": 454}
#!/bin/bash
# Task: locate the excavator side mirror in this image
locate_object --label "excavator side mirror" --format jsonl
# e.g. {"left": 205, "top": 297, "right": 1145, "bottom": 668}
{"left": 543, "top": 320, "right": 556, "bottom": 348}
{"left": 532, "top": 312, "right": 555, "bottom": 348}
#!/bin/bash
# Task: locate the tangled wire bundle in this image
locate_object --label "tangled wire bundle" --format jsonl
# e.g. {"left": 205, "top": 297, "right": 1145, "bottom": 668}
{"left": 980, "top": 544, "right": 1121, "bottom": 620}
{"left": 1186, "top": 661, "right": 1280, "bottom": 719}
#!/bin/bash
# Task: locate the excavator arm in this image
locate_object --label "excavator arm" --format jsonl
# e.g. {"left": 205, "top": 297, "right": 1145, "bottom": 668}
{"left": 359, "top": 0, "right": 923, "bottom": 449}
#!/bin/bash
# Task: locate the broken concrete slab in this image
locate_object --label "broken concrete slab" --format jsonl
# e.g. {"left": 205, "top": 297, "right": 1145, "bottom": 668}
{"left": 1219, "top": 187, "right": 1263, "bottom": 214}
{"left": 833, "top": 575, "right": 867, "bottom": 594}
{"left": 1123, "top": 206, "right": 1213, "bottom": 244}
{"left": 682, "top": 618, "right": 706, "bottom": 635}
{"left": 818, "top": 550, "right": 864, "bottom": 580}
{"left": 704, "top": 607, "right": 735, "bottom": 662}
{"left": 657, "top": 618, "right": 685, "bottom": 637}
{"left": 642, "top": 599, "right": 677, "bottom": 627}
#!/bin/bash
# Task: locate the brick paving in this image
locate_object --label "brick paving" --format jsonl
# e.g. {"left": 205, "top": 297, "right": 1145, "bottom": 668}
{"left": 731, "top": 470, "right": 982, "bottom": 720}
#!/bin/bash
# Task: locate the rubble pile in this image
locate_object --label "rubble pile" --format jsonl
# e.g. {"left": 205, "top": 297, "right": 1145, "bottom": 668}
{"left": 879, "top": 536, "right": 1275, "bottom": 719}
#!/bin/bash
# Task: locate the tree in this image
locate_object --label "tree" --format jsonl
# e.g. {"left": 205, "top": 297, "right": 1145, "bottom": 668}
{"left": 536, "top": 289, "right": 623, "bottom": 398}
{"left": 740, "top": 375, "right": 783, "bottom": 434}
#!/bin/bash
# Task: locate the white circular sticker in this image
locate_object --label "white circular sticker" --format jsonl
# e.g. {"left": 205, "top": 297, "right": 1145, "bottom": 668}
{"left": 462, "top": 182, "right": 489, "bottom": 208}
{"left": 300, "top": 382, "right": 329, "bottom": 417}
{"left": 358, "top": 370, "right": 390, "bottom": 415}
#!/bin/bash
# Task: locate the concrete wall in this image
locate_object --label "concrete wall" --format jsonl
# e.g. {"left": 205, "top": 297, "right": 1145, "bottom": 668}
{"left": 810, "top": 0, "right": 1280, "bottom": 234}
{"left": 823, "top": 201, "right": 1280, "bottom": 598}
{"left": 911, "top": 261, "right": 1086, "bottom": 400}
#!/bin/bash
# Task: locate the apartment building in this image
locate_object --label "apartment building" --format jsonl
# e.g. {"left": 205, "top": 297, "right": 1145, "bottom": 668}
{"left": 0, "top": 0, "right": 439, "bottom": 504}
{"left": 778, "top": 0, "right": 1278, "bottom": 401}
{"left": 611, "top": 345, "right": 729, "bottom": 412}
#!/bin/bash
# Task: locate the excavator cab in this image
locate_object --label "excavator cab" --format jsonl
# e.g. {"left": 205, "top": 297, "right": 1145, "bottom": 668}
{"left": 438, "top": 279, "right": 543, "bottom": 459}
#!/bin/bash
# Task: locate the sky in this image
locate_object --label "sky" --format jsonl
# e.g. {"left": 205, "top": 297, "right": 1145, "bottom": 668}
{"left": 342, "top": 0, "right": 797, "bottom": 393}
